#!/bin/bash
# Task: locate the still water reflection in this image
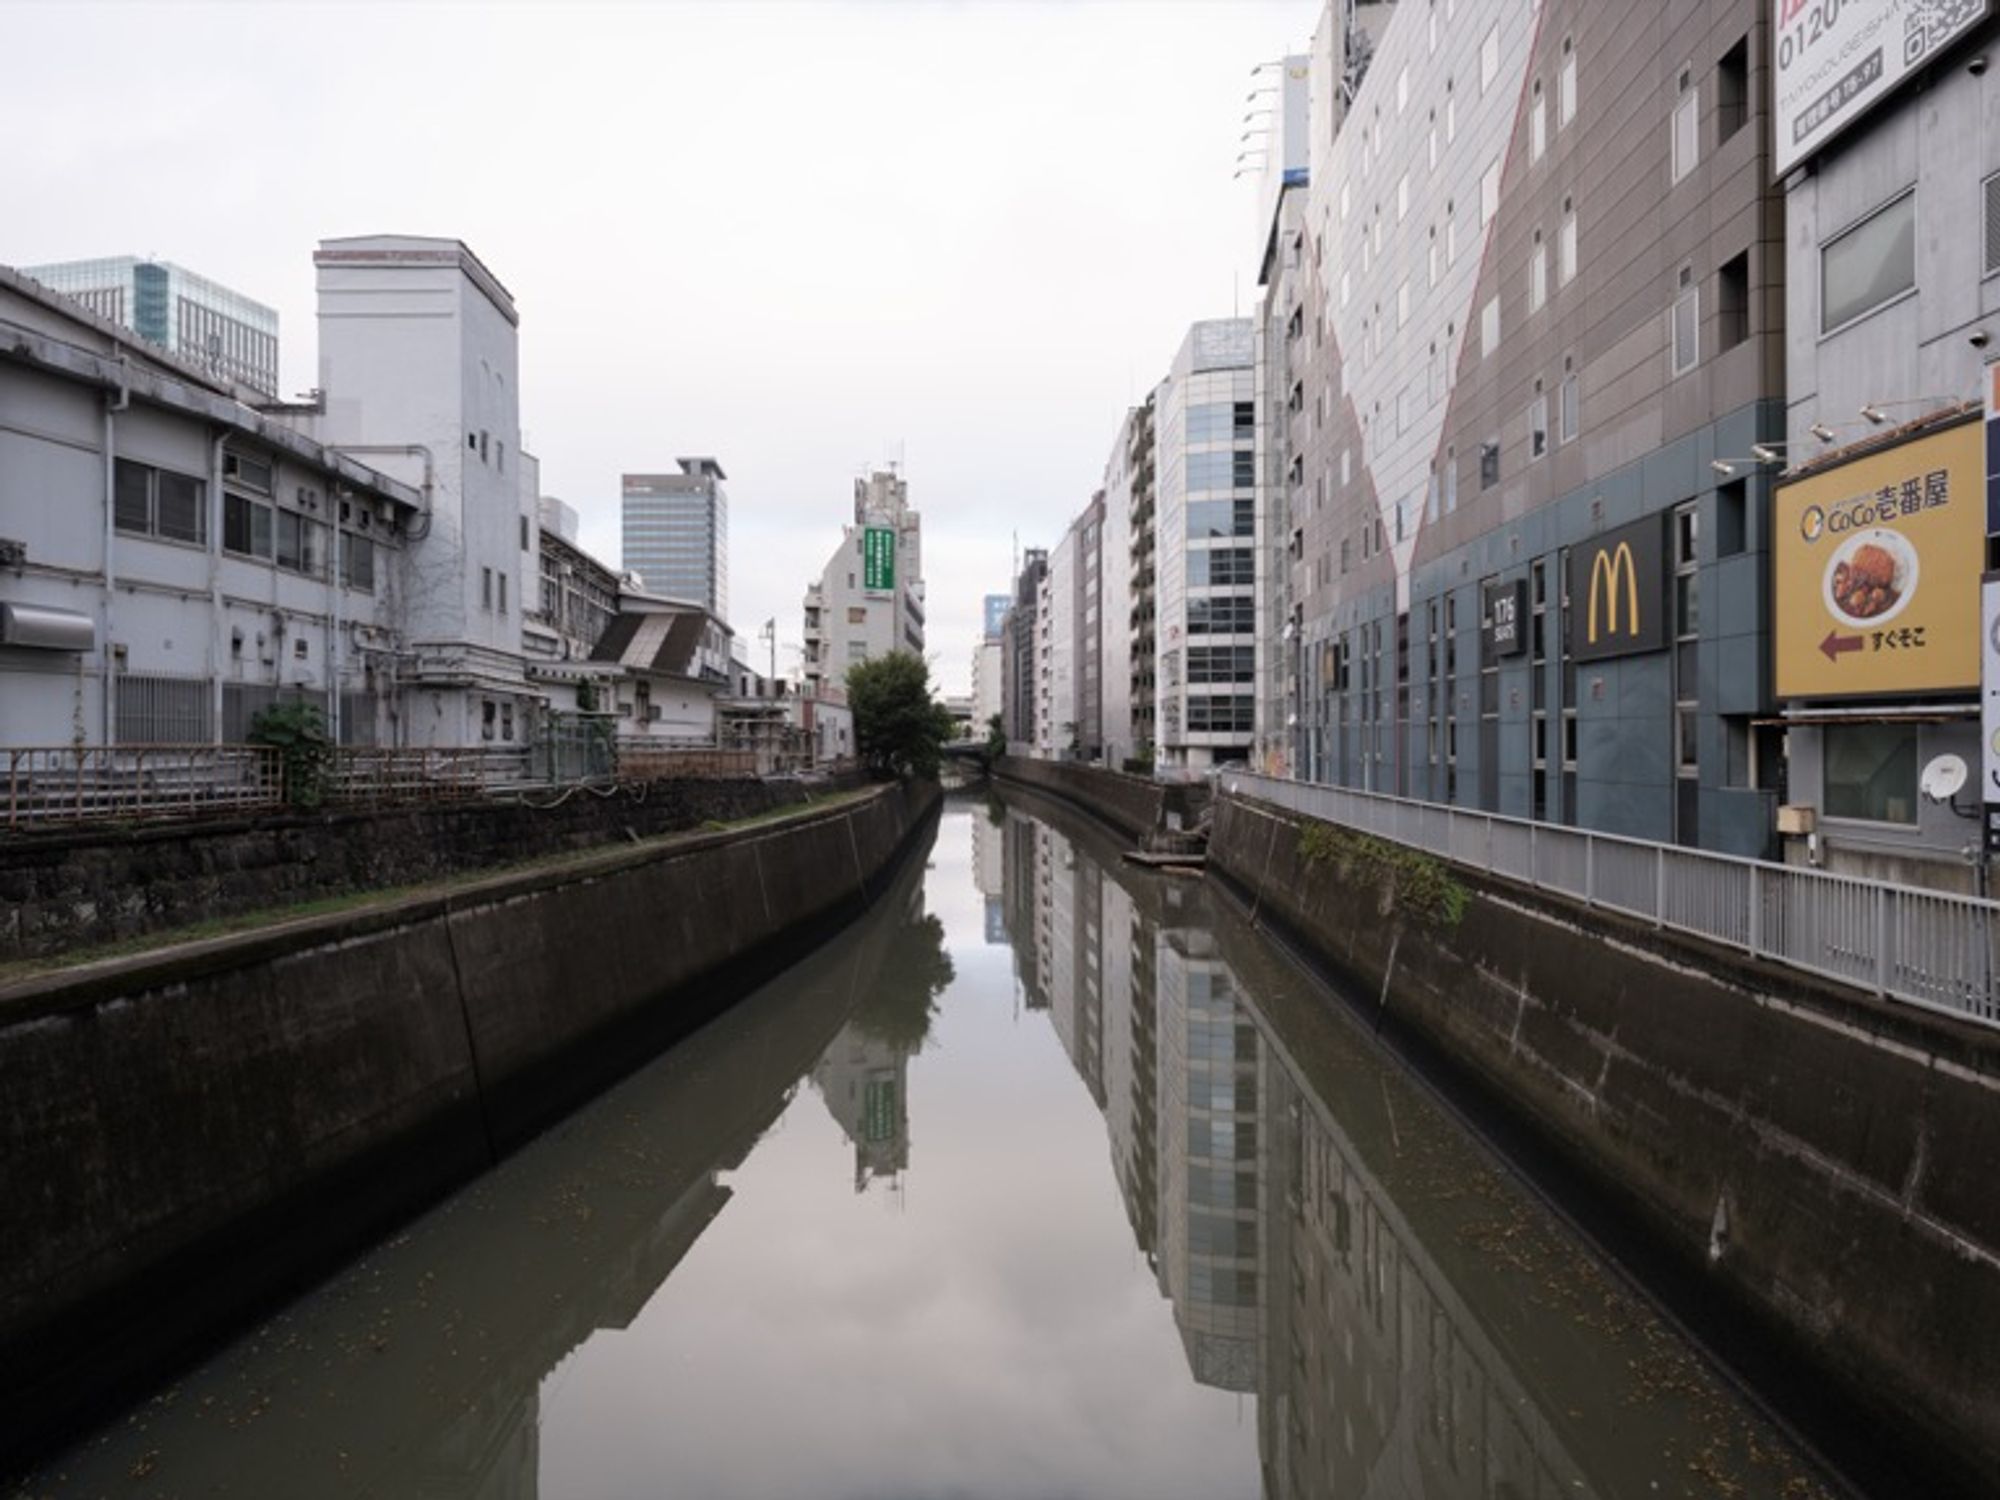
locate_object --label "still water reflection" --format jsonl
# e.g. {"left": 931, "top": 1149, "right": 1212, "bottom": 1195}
{"left": 22, "top": 797, "right": 1833, "bottom": 1499}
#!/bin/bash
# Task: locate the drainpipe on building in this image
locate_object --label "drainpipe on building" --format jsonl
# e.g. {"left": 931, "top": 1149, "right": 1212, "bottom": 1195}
{"left": 326, "top": 444, "right": 434, "bottom": 748}
{"left": 100, "top": 358, "right": 130, "bottom": 748}
{"left": 208, "top": 430, "right": 227, "bottom": 744}
{"left": 328, "top": 490, "right": 344, "bottom": 748}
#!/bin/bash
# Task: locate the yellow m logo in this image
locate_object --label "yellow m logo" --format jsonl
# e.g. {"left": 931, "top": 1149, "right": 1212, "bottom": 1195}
{"left": 1586, "top": 542, "right": 1639, "bottom": 644}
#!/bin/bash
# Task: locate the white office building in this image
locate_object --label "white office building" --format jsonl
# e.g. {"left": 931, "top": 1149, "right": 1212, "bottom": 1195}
{"left": 801, "top": 468, "right": 925, "bottom": 696}
{"left": 1156, "top": 318, "right": 1260, "bottom": 770}
{"left": 621, "top": 459, "right": 728, "bottom": 618}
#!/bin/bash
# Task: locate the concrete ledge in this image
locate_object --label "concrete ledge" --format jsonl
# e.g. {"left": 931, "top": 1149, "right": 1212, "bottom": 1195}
{"left": 0, "top": 778, "right": 939, "bottom": 1470}
{"left": 1209, "top": 791, "right": 2000, "bottom": 1498}
{"left": 993, "top": 757, "right": 1183, "bottom": 843}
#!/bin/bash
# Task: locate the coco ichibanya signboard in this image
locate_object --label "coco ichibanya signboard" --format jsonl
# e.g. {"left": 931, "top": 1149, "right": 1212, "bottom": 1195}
{"left": 1772, "top": 0, "right": 1990, "bottom": 178}
{"left": 1774, "top": 418, "right": 1984, "bottom": 699}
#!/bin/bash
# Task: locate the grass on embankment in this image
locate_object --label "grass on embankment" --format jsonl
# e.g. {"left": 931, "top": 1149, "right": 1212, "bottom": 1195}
{"left": 0, "top": 785, "right": 879, "bottom": 985}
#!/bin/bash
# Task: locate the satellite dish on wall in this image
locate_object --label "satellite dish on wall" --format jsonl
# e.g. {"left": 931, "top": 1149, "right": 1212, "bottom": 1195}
{"left": 1919, "top": 753, "right": 1968, "bottom": 804}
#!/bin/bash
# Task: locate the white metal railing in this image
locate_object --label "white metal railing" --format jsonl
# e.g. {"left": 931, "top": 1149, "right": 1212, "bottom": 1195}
{"left": 1223, "top": 771, "right": 1999, "bottom": 1030}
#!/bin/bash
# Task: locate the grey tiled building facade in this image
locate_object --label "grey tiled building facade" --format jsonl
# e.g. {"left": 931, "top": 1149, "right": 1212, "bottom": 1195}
{"left": 1286, "top": 0, "right": 1786, "bottom": 854}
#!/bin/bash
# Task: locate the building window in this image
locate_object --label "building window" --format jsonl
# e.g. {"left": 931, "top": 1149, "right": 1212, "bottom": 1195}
{"left": 520, "top": 514, "right": 530, "bottom": 551}
{"left": 1445, "top": 447, "right": 1458, "bottom": 513}
{"left": 1480, "top": 160, "right": 1500, "bottom": 225}
{"left": 1480, "top": 439, "right": 1500, "bottom": 490}
{"left": 498, "top": 573, "right": 508, "bottom": 615}
{"left": 1718, "top": 250, "right": 1750, "bottom": 349}
{"left": 1560, "top": 357, "right": 1580, "bottom": 444}
{"left": 1530, "top": 81, "right": 1546, "bottom": 162}
{"left": 1481, "top": 295, "right": 1500, "bottom": 358}
{"left": 1672, "top": 69, "right": 1699, "bottom": 183}
{"left": 1821, "top": 190, "right": 1916, "bottom": 334}
{"left": 1559, "top": 38, "right": 1577, "bottom": 126}
{"left": 1529, "top": 229, "right": 1547, "bottom": 311}
{"left": 482, "top": 566, "right": 494, "bottom": 609}
{"left": 1397, "top": 171, "right": 1410, "bottom": 221}
{"left": 1717, "top": 477, "right": 1746, "bottom": 556}
{"left": 1823, "top": 723, "right": 1918, "bottom": 824}
{"left": 1717, "top": 36, "right": 1749, "bottom": 144}
{"left": 113, "top": 459, "right": 207, "bottom": 545}
{"left": 274, "top": 510, "right": 323, "bottom": 576}
{"left": 1446, "top": 204, "right": 1459, "bottom": 267}
{"left": 1529, "top": 382, "right": 1548, "bottom": 460}
{"left": 1671, "top": 266, "right": 1699, "bottom": 376}
{"left": 1673, "top": 501, "right": 1700, "bottom": 840}
{"left": 1559, "top": 196, "right": 1577, "bottom": 284}
{"left": 1398, "top": 278, "right": 1411, "bottom": 327}
{"left": 223, "top": 492, "right": 273, "bottom": 559}
{"left": 342, "top": 533, "right": 376, "bottom": 591}
{"left": 1480, "top": 24, "right": 1499, "bottom": 92}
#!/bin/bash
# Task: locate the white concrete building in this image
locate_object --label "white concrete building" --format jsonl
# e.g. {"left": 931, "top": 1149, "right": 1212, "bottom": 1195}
{"left": 800, "top": 468, "right": 925, "bottom": 697}
{"left": 304, "top": 235, "right": 538, "bottom": 750}
{"left": 588, "top": 590, "right": 733, "bottom": 742}
{"left": 1156, "top": 318, "right": 1260, "bottom": 770}
{"left": 971, "top": 635, "right": 1004, "bottom": 732}
{"left": 1046, "top": 524, "right": 1078, "bottom": 756}
{"left": 0, "top": 265, "right": 421, "bottom": 749}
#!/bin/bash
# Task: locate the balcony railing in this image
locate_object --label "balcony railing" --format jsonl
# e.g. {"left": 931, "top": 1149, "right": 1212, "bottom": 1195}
{"left": 1223, "top": 771, "right": 1999, "bottom": 1030}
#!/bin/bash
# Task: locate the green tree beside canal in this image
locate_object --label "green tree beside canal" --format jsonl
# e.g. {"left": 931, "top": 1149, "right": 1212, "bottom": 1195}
{"left": 847, "top": 651, "right": 953, "bottom": 780}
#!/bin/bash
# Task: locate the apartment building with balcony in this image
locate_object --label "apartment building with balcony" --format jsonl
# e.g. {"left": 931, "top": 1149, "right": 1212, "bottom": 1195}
{"left": 800, "top": 468, "right": 924, "bottom": 698}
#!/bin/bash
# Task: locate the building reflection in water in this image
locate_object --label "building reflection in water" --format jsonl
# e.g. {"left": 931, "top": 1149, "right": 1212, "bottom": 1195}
{"left": 997, "top": 799, "right": 1594, "bottom": 1500}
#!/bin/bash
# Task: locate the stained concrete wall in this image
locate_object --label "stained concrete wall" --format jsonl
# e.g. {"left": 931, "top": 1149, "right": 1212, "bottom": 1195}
{"left": 0, "top": 779, "right": 937, "bottom": 1470}
{"left": 0, "top": 775, "right": 860, "bottom": 961}
{"left": 1208, "top": 790, "right": 2000, "bottom": 1495}
{"left": 994, "top": 756, "right": 1208, "bottom": 844}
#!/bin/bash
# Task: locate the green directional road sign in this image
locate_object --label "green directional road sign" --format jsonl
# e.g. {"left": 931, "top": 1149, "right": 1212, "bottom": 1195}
{"left": 864, "top": 526, "right": 896, "bottom": 592}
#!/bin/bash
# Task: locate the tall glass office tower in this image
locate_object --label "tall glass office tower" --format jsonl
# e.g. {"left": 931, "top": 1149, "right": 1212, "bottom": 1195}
{"left": 621, "top": 458, "right": 728, "bottom": 617}
{"left": 24, "top": 256, "right": 281, "bottom": 397}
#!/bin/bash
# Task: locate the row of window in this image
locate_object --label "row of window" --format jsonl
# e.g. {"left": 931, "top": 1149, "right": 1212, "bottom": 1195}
{"left": 115, "top": 459, "right": 378, "bottom": 588}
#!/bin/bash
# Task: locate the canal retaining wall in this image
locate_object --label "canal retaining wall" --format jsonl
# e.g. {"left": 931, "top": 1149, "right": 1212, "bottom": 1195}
{"left": 0, "top": 775, "right": 857, "bottom": 962}
{"left": 992, "top": 756, "right": 1206, "bottom": 843}
{"left": 0, "top": 778, "right": 938, "bottom": 1472}
{"left": 1208, "top": 790, "right": 2000, "bottom": 1495}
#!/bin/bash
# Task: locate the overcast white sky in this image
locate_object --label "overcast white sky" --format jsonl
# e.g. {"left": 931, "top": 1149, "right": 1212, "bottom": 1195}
{"left": 4, "top": 0, "right": 1310, "bottom": 696}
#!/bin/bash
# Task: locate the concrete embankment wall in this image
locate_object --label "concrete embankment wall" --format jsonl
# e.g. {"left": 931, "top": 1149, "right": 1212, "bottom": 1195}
{"left": 1, "top": 775, "right": 857, "bottom": 961}
{"left": 993, "top": 756, "right": 1207, "bottom": 843}
{"left": 1209, "top": 791, "right": 2000, "bottom": 1495}
{"left": 0, "top": 779, "right": 937, "bottom": 1471}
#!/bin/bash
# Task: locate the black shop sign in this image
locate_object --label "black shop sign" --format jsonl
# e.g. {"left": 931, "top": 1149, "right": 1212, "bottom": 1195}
{"left": 1567, "top": 514, "right": 1669, "bottom": 662}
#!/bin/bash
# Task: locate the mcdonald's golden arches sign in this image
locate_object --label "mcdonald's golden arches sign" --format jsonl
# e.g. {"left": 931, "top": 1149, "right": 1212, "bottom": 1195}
{"left": 1567, "top": 514, "right": 1668, "bottom": 662}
